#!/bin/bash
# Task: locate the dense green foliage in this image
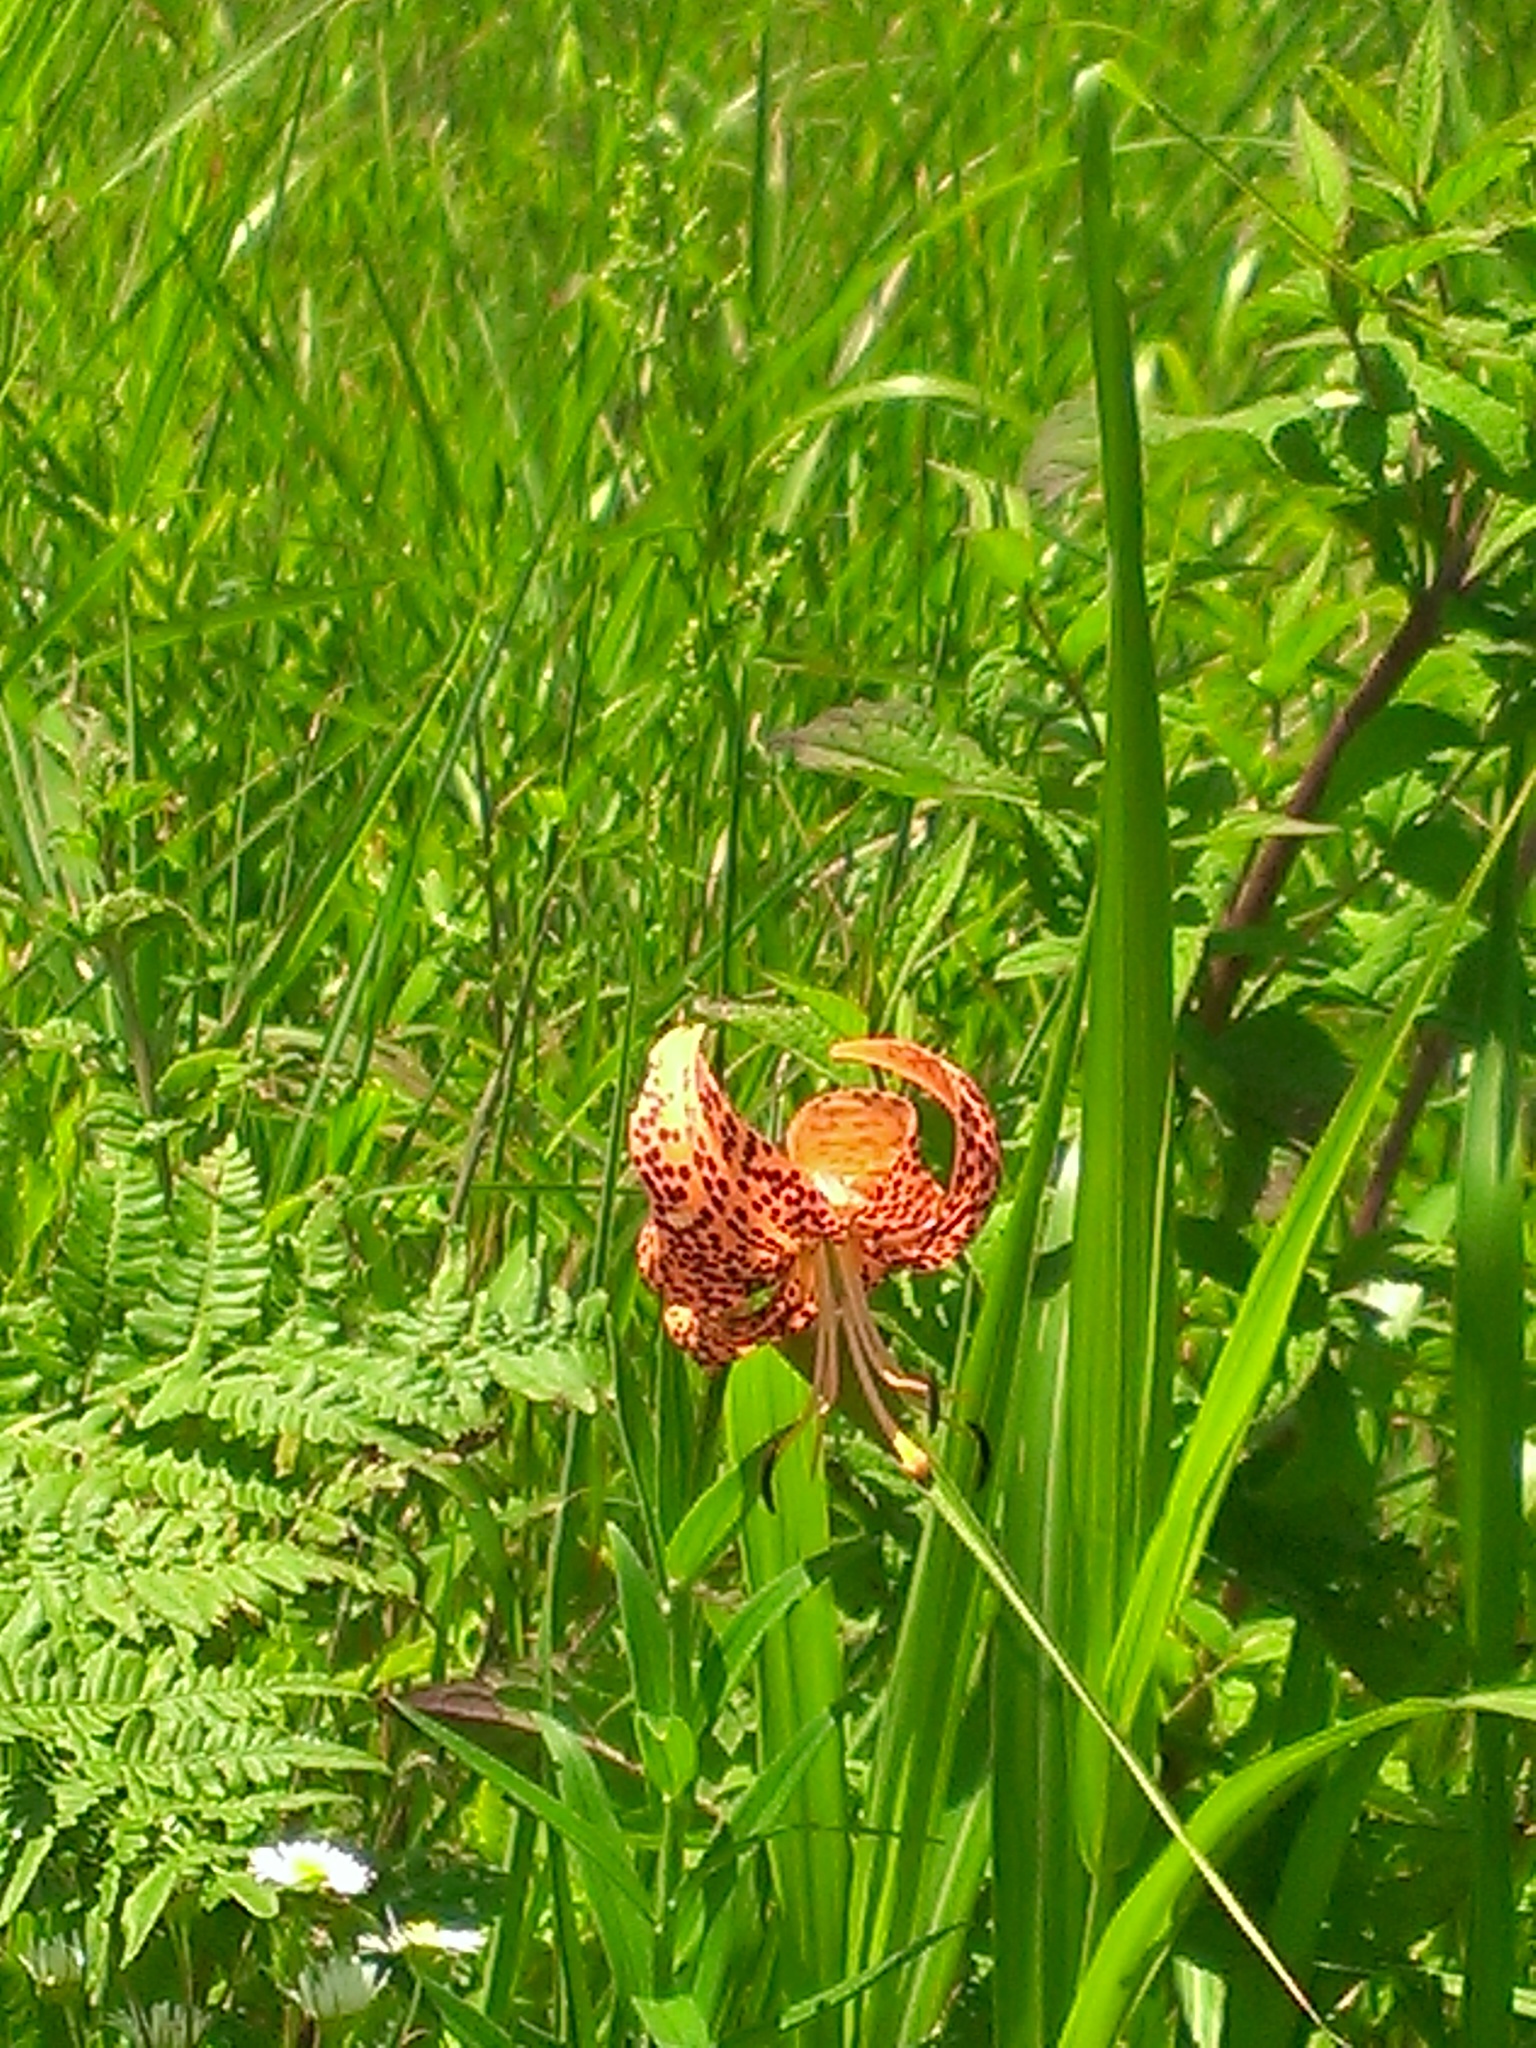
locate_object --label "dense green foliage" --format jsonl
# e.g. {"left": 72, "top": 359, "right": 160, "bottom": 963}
{"left": 4, "top": 0, "right": 1536, "bottom": 2041}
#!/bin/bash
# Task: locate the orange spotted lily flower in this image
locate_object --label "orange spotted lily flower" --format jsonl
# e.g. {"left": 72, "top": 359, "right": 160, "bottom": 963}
{"left": 629, "top": 1025, "right": 1000, "bottom": 1480}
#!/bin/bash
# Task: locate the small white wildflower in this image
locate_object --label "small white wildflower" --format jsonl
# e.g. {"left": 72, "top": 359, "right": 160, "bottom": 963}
{"left": 287, "top": 1957, "right": 385, "bottom": 2020}
{"left": 22, "top": 1935, "right": 86, "bottom": 1993}
{"left": 247, "top": 1838, "right": 374, "bottom": 1898}
{"left": 1352, "top": 1276, "right": 1424, "bottom": 1342}
{"left": 113, "top": 2001, "right": 209, "bottom": 2048}
{"left": 359, "top": 1915, "right": 488, "bottom": 1956}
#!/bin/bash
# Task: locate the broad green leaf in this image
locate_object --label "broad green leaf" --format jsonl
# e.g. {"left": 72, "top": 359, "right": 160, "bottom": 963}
{"left": 636, "top": 1711, "right": 697, "bottom": 1799}
{"left": 728, "top": 1706, "right": 840, "bottom": 1844}
{"left": 771, "top": 700, "right": 1032, "bottom": 806}
{"left": 119, "top": 1860, "right": 181, "bottom": 1965}
{"left": 665, "top": 1451, "right": 759, "bottom": 1583}
{"left": 705, "top": 1558, "right": 823, "bottom": 1722}
{"left": 610, "top": 1521, "right": 672, "bottom": 1717}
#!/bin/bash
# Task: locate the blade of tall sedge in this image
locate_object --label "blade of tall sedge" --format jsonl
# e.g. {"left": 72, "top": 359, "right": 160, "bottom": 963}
{"left": 722, "top": 1349, "right": 845, "bottom": 2048}
{"left": 923, "top": 1464, "right": 1332, "bottom": 2042}
{"left": 852, "top": 951, "right": 1087, "bottom": 2043}
{"left": 1222, "top": 1732, "right": 1395, "bottom": 2044}
{"left": 1065, "top": 64, "right": 1174, "bottom": 1888}
{"left": 1057, "top": 1692, "right": 1536, "bottom": 2048}
{"left": 992, "top": 1150, "right": 1084, "bottom": 2048}
{"left": 1101, "top": 767, "right": 1536, "bottom": 1743}
{"left": 1455, "top": 757, "right": 1525, "bottom": 2048}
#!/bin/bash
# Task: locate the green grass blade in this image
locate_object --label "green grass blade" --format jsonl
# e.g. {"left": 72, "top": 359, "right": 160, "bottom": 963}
{"left": 1062, "top": 1685, "right": 1536, "bottom": 2048}
{"left": 220, "top": 614, "right": 476, "bottom": 1034}
{"left": 1221, "top": 1731, "right": 1396, "bottom": 2045}
{"left": 851, "top": 942, "right": 1086, "bottom": 2042}
{"left": 1103, "top": 768, "right": 1536, "bottom": 1737}
{"left": 360, "top": 242, "right": 465, "bottom": 546}
{"left": 1455, "top": 758, "right": 1526, "bottom": 2044}
{"left": 991, "top": 1158, "right": 1083, "bottom": 2047}
{"left": 925, "top": 1460, "right": 1329, "bottom": 2038}
{"left": 1063, "top": 58, "right": 1174, "bottom": 1886}
{"left": 394, "top": 1704, "right": 653, "bottom": 1925}
{"left": 93, "top": 0, "right": 343, "bottom": 198}
{"left": 414, "top": 1976, "right": 520, "bottom": 2048}
{"left": 540, "top": 1714, "right": 656, "bottom": 2005}
{"left": 722, "top": 1349, "right": 845, "bottom": 2048}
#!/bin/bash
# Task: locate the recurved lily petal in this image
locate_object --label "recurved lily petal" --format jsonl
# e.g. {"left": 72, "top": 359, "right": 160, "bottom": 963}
{"left": 828, "top": 1037, "right": 1002, "bottom": 1269}
{"left": 629, "top": 1024, "right": 837, "bottom": 1362}
{"left": 785, "top": 1085, "right": 946, "bottom": 1278}
{"left": 667, "top": 1250, "right": 821, "bottom": 1369}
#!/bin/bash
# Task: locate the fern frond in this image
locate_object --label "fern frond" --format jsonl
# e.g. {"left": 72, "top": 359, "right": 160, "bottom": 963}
{"left": 54, "top": 1137, "right": 164, "bottom": 1366}
{"left": 127, "top": 1138, "right": 268, "bottom": 1365}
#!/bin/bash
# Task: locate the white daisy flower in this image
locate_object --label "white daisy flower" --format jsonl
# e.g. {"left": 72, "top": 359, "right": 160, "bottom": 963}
{"left": 359, "top": 1915, "right": 488, "bottom": 1956}
{"left": 288, "top": 1957, "right": 385, "bottom": 2019}
{"left": 247, "top": 1838, "right": 375, "bottom": 1898}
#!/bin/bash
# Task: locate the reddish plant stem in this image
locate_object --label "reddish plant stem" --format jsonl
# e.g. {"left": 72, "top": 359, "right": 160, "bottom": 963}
{"left": 1350, "top": 1025, "right": 1453, "bottom": 1237}
{"left": 1198, "top": 507, "right": 1483, "bottom": 1034}
{"left": 1351, "top": 820, "right": 1536, "bottom": 1231}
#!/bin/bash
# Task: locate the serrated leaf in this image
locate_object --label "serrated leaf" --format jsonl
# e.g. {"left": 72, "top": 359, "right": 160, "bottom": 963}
{"left": 1474, "top": 499, "right": 1536, "bottom": 578}
{"left": 1293, "top": 97, "right": 1350, "bottom": 233}
{"left": 1321, "top": 700, "right": 1477, "bottom": 816}
{"left": 704, "top": 1001, "right": 862, "bottom": 1081}
{"left": 1322, "top": 66, "right": 1415, "bottom": 188}
{"left": 1396, "top": 4, "right": 1445, "bottom": 190}
{"left": 1402, "top": 350, "right": 1525, "bottom": 477}
{"left": 1351, "top": 225, "right": 1496, "bottom": 293}
{"left": 763, "top": 973, "right": 868, "bottom": 1041}
{"left": 887, "top": 818, "right": 978, "bottom": 1006}
{"left": 1428, "top": 136, "right": 1528, "bottom": 225}
{"left": 772, "top": 700, "right": 1031, "bottom": 806}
